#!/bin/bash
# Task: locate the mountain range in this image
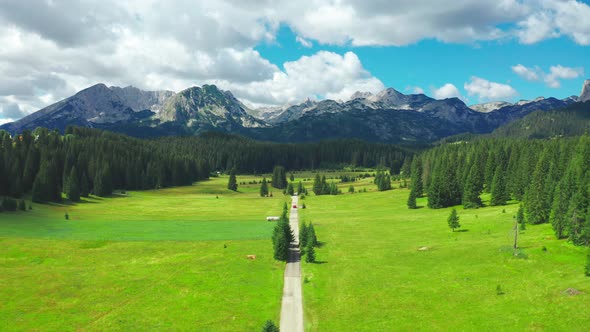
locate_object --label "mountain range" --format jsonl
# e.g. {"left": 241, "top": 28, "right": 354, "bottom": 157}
{"left": 2, "top": 80, "right": 589, "bottom": 143}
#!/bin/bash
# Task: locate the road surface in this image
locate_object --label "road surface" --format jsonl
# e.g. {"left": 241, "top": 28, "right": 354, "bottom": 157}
{"left": 279, "top": 196, "right": 304, "bottom": 332}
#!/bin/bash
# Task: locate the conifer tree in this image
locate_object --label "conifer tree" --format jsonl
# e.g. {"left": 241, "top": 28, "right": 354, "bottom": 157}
{"left": 299, "top": 222, "right": 309, "bottom": 248}
{"left": 18, "top": 200, "right": 26, "bottom": 211}
{"left": 517, "top": 204, "right": 525, "bottom": 230}
{"left": 297, "top": 181, "right": 304, "bottom": 195}
{"left": 490, "top": 166, "right": 509, "bottom": 206}
{"left": 427, "top": 163, "right": 445, "bottom": 209}
{"left": 260, "top": 177, "right": 269, "bottom": 197}
{"left": 67, "top": 167, "right": 81, "bottom": 202}
{"left": 307, "top": 223, "right": 318, "bottom": 247}
{"left": 273, "top": 230, "right": 289, "bottom": 261}
{"left": 410, "top": 157, "right": 423, "bottom": 197}
{"left": 447, "top": 208, "right": 460, "bottom": 232}
{"left": 271, "top": 166, "right": 287, "bottom": 189}
{"left": 290, "top": 173, "right": 295, "bottom": 182}
{"left": 585, "top": 250, "right": 590, "bottom": 277}
{"left": 305, "top": 244, "right": 316, "bottom": 263}
{"left": 407, "top": 187, "right": 417, "bottom": 209}
{"left": 550, "top": 169, "right": 576, "bottom": 238}
{"left": 524, "top": 154, "right": 551, "bottom": 224}
{"left": 462, "top": 163, "right": 483, "bottom": 209}
{"left": 287, "top": 182, "right": 294, "bottom": 196}
{"left": 262, "top": 320, "right": 280, "bottom": 332}
{"left": 312, "top": 173, "right": 322, "bottom": 195}
{"left": 80, "top": 172, "right": 90, "bottom": 197}
{"left": 227, "top": 169, "right": 238, "bottom": 191}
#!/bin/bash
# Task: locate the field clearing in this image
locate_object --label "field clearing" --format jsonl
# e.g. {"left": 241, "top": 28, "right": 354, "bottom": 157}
{"left": 0, "top": 176, "right": 284, "bottom": 241}
{"left": 0, "top": 176, "right": 285, "bottom": 330}
{"left": 299, "top": 187, "right": 590, "bottom": 331}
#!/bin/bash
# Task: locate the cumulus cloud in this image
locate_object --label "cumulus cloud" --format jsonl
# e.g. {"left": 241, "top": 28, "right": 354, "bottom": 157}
{"left": 512, "top": 64, "right": 584, "bottom": 88}
{"left": 516, "top": 0, "right": 590, "bottom": 45}
{"left": 464, "top": 77, "right": 518, "bottom": 101}
{"left": 0, "top": 0, "right": 589, "bottom": 119}
{"left": 216, "top": 51, "right": 384, "bottom": 106}
{"left": 433, "top": 84, "right": 463, "bottom": 100}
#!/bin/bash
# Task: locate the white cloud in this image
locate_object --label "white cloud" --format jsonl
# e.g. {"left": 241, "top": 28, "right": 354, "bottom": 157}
{"left": 295, "top": 35, "right": 313, "bottom": 48}
{"left": 512, "top": 63, "right": 584, "bottom": 88}
{"left": 516, "top": 0, "right": 590, "bottom": 45}
{"left": 1, "top": 0, "right": 589, "bottom": 120}
{"left": 511, "top": 64, "right": 541, "bottom": 81}
{"left": 216, "top": 51, "right": 384, "bottom": 106}
{"left": 464, "top": 77, "right": 518, "bottom": 101}
{"left": 432, "top": 83, "right": 463, "bottom": 100}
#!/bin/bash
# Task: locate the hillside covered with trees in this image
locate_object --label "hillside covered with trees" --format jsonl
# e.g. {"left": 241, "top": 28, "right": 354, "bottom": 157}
{"left": 410, "top": 134, "right": 590, "bottom": 246}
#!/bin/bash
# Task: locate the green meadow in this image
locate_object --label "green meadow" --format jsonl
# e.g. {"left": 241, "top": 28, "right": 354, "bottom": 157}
{"left": 0, "top": 176, "right": 285, "bottom": 331}
{"left": 299, "top": 178, "right": 590, "bottom": 331}
{"left": 1, "top": 173, "right": 589, "bottom": 331}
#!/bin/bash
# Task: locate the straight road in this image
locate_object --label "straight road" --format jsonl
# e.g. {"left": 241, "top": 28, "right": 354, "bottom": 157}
{"left": 279, "top": 196, "right": 304, "bottom": 332}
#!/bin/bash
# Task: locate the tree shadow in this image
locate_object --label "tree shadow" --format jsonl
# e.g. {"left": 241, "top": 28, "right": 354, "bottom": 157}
{"left": 316, "top": 241, "right": 327, "bottom": 248}
{"left": 311, "top": 261, "right": 328, "bottom": 264}
{"left": 455, "top": 229, "right": 469, "bottom": 232}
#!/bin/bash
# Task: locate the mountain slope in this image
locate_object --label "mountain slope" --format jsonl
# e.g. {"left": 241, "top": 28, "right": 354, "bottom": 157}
{"left": 157, "top": 85, "right": 266, "bottom": 132}
{"left": 1, "top": 84, "right": 172, "bottom": 133}
{"left": 491, "top": 101, "right": 590, "bottom": 139}
{"left": 0, "top": 82, "right": 585, "bottom": 143}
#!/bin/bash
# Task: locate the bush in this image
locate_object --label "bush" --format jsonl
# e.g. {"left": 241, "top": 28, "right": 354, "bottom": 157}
{"left": 18, "top": 200, "right": 26, "bottom": 211}
{"left": 65, "top": 212, "right": 69, "bottom": 220}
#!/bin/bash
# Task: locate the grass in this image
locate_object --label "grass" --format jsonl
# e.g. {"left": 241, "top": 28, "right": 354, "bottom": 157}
{"left": 299, "top": 180, "right": 590, "bottom": 331}
{"left": 3, "top": 172, "right": 588, "bottom": 330}
{"left": 0, "top": 176, "right": 286, "bottom": 331}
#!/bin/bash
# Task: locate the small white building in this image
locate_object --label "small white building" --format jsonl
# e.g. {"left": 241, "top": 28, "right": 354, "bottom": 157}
{"left": 266, "top": 216, "right": 280, "bottom": 221}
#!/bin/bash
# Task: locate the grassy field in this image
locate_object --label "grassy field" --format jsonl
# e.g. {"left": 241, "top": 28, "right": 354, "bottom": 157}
{"left": 3, "top": 172, "right": 588, "bottom": 331}
{"left": 299, "top": 178, "right": 590, "bottom": 331}
{"left": 0, "top": 176, "right": 286, "bottom": 331}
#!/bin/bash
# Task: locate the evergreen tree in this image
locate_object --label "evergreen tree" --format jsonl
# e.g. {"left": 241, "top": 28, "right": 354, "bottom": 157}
{"left": 517, "top": 204, "right": 526, "bottom": 230}
{"left": 348, "top": 185, "right": 355, "bottom": 193}
{"left": 260, "top": 177, "right": 269, "bottom": 197}
{"left": 290, "top": 173, "right": 295, "bottom": 182}
{"left": 227, "top": 170, "right": 238, "bottom": 191}
{"left": 490, "top": 166, "right": 509, "bottom": 206}
{"left": 80, "top": 172, "right": 90, "bottom": 197}
{"left": 407, "top": 187, "right": 417, "bottom": 209}
{"left": 273, "top": 230, "right": 289, "bottom": 261}
{"left": 305, "top": 244, "right": 316, "bottom": 263}
{"left": 462, "top": 163, "right": 483, "bottom": 209}
{"left": 410, "top": 157, "right": 423, "bottom": 197}
{"left": 428, "top": 160, "right": 445, "bottom": 208}
{"left": 550, "top": 170, "right": 576, "bottom": 238}
{"left": 447, "top": 208, "right": 460, "bottom": 232}
{"left": 312, "top": 173, "right": 322, "bottom": 195}
{"left": 67, "top": 167, "right": 81, "bottom": 202}
{"left": 262, "top": 320, "right": 280, "bottom": 332}
{"left": 297, "top": 181, "right": 304, "bottom": 195}
{"left": 524, "top": 153, "right": 552, "bottom": 224}
{"left": 271, "top": 166, "right": 287, "bottom": 189}
{"left": 307, "top": 223, "right": 318, "bottom": 247}
{"left": 300, "top": 222, "right": 309, "bottom": 248}
{"left": 585, "top": 250, "right": 590, "bottom": 277}
{"left": 287, "top": 182, "right": 294, "bottom": 196}
{"left": 93, "top": 166, "right": 113, "bottom": 197}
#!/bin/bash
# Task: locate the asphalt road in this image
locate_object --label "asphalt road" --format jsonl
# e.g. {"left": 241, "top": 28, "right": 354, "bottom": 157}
{"left": 279, "top": 196, "right": 304, "bottom": 332}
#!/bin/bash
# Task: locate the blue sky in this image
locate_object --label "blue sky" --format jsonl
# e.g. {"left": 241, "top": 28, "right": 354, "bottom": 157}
{"left": 1, "top": 0, "right": 590, "bottom": 123}
{"left": 257, "top": 25, "right": 588, "bottom": 104}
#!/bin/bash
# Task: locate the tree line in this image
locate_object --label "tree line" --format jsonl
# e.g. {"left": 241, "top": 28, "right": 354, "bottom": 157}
{"left": 0, "top": 127, "right": 413, "bottom": 204}
{"left": 407, "top": 135, "right": 590, "bottom": 246}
